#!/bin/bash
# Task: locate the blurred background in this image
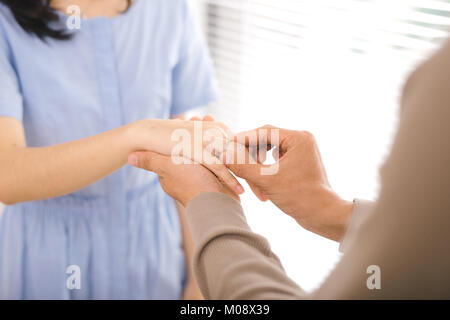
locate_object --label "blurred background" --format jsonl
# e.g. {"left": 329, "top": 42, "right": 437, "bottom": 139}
{"left": 190, "top": 0, "right": 450, "bottom": 291}
{"left": 0, "top": 0, "right": 448, "bottom": 293}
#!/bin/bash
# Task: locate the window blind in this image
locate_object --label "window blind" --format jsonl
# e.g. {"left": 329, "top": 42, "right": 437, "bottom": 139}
{"left": 202, "top": 0, "right": 450, "bottom": 290}
{"left": 204, "top": 0, "right": 450, "bottom": 128}
{"left": 199, "top": 0, "right": 450, "bottom": 290}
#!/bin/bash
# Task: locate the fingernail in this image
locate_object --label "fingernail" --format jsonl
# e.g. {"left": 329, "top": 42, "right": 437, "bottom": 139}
{"left": 129, "top": 154, "right": 138, "bottom": 167}
{"left": 235, "top": 185, "right": 244, "bottom": 194}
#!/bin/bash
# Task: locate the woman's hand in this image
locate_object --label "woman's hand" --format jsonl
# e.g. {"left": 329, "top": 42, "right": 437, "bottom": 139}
{"left": 0, "top": 114, "right": 238, "bottom": 205}
{"left": 0, "top": 117, "right": 144, "bottom": 205}
{"left": 132, "top": 118, "right": 231, "bottom": 155}
{"left": 129, "top": 116, "right": 245, "bottom": 196}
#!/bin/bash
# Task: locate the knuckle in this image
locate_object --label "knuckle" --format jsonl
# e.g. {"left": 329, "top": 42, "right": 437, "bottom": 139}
{"left": 158, "top": 165, "right": 168, "bottom": 176}
{"left": 300, "top": 130, "right": 315, "bottom": 141}
{"left": 141, "top": 155, "right": 152, "bottom": 169}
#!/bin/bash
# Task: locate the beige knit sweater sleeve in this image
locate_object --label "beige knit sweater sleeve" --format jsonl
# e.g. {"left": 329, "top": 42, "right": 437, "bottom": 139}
{"left": 186, "top": 39, "right": 450, "bottom": 300}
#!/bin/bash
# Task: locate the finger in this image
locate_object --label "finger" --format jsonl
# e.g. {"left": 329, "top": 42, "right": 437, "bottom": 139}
{"left": 189, "top": 116, "right": 202, "bottom": 121}
{"left": 272, "top": 147, "right": 280, "bottom": 161}
{"left": 248, "top": 182, "right": 268, "bottom": 202}
{"left": 233, "top": 125, "right": 289, "bottom": 148}
{"left": 203, "top": 115, "right": 215, "bottom": 122}
{"left": 224, "top": 142, "right": 267, "bottom": 183}
{"left": 201, "top": 164, "right": 241, "bottom": 203}
{"left": 128, "top": 151, "right": 169, "bottom": 173}
{"left": 202, "top": 151, "right": 244, "bottom": 195}
{"left": 208, "top": 121, "right": 234, "bottom": 139}
{"left": 256, "top": 146, "right": 268, "bottom": 164}
{"left": 248, "top": 146, "right": 258, "bottom": 164}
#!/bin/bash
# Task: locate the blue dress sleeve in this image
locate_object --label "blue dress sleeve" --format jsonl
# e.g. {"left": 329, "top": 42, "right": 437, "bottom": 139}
{"left": 170, "top": 0, "right": 218, "bottom": 117}
{"left": 0, "top": 22, "right": 23, "bottom": 121}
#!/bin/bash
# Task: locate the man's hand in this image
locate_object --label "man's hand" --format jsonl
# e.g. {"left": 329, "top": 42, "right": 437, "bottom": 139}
{"left": 128, "top": 150, "right": 239, "bottom": 208}
{"left": 225, "top": 125, "right": 353, "bottom": 242}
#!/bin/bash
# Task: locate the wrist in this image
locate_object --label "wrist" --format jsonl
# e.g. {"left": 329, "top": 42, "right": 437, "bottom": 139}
{"left": 133, "top": 119, "right": 187, "bottom": 155}
{"left": 183, "top": 189, "right": 240, "bottom": 208}
{"left": 111, "top": 122, "right": 143, "bottom": 155}
{"left": 128, "top": 119, "right": 162, "bottom": 151}
{"left": 325, "top": 198, "right": 354, "bottom": 241}
{"left": 317, "top": 194, "right": 353, "bottom": 242}
{"left": 294, "top": 187, "right": 354, "bottom": 242}
{"left": 180, "top": 190, "right": 203, "bottom": 208}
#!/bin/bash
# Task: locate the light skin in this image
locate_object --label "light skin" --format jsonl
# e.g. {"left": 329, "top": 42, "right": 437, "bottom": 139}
{"left": 51, "top": 0, "right": 133, "bottom": 19}
{"left": 129, "top": 116, "right": 240, "bottom": 208}
{"left": 0, "top": 118, "right": 241, "bottom": 205}
{"left": 130, "top": 124, "right": 354, "bottom": 242}
{"left": 0, "top": 0, "right": 238, "bottom": 300}
{"left": 226, "top": 125, "right": 354, "bottom": 242}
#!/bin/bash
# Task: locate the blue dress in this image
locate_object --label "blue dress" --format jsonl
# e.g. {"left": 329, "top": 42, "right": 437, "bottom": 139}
{"left": 0, "top": 0, "right": 217, "bottom": 299}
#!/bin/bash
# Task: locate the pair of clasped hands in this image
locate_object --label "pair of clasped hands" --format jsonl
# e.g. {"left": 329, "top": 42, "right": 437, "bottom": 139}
{"left": 128, "top": 116, "right": 353, "bottom": 242}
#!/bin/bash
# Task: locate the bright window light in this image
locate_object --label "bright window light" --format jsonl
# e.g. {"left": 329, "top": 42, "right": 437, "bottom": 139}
{"left": 197, "top": 0, "right": 450, "bottom": 291}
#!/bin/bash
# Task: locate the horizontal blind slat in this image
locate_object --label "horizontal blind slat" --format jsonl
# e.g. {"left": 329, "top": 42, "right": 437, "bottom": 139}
{"left": 204, "top": 0, "right": 449, "bottom": 125}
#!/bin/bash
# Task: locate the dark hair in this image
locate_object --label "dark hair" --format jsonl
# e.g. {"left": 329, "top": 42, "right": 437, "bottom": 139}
{"left": 0, "top": 0, "right": 132, "bottom": 40}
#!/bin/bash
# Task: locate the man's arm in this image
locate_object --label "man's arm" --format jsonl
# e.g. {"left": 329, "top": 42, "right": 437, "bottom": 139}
{"left": 314, "top": 39, "right": 450, "bottom": 299}
{"left": 186, "top": 195, "right": 376, "bottom": 299}
{"left": 130, "top": 39, "right": 450, "bottom": 300}
{"left": 185, "top": 39, "right": 450, "bottom": 299}
{"left": 187, "top": 193, "right": 305, "bottom": 299}
{"left": 339, "top": 199, "right": 375, "bottom": 253}
{"left": 176, "top": 201, "right": 204, "bottom": 300}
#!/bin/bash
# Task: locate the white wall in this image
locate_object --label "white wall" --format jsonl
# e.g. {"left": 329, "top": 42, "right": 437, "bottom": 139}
{"left": 188, "top": 0, "right": 441, "bottom": 292}
{"left": 189, "top": 0, "right": 207, "bottom": 31}
{"left": 0, "top": 2, "right": 206, "bottom": 221}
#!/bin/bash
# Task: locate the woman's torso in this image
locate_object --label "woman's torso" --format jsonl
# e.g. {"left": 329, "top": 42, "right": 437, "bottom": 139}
{"left": 0, "top": 0, "right": 216, "bottom": 299}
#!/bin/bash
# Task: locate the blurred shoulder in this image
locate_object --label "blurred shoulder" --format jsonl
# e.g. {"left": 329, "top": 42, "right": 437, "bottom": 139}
{"left": 143, "top": 0, "right": 192, "bottom": 18}
{"left": 0, "top": 2, "right": 15, "bottom": 25}
{"left": 0, "top": 2, "right": 27, "bottom": 42}
{"left": 138, "top": 0, "right": 194, "bottom": 35}
{"left": 401, "top": 39, "right": 450, "bottom": 111}
{"left": 0, "top": 3, "right": 16, "bottom": 25}
{"left": 0, "top": 3, "right": 14, "bottom": 46}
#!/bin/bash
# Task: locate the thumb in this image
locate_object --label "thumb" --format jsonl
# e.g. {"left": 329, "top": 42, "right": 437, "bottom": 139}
{"left": 128, "top": 151, "right": 168, "bottom": 173}
{"left": 248, "top": 182, "right": 269, "bottom": 202}
{"left": 224, "top": 142, "right": 265, "bottom": 183}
